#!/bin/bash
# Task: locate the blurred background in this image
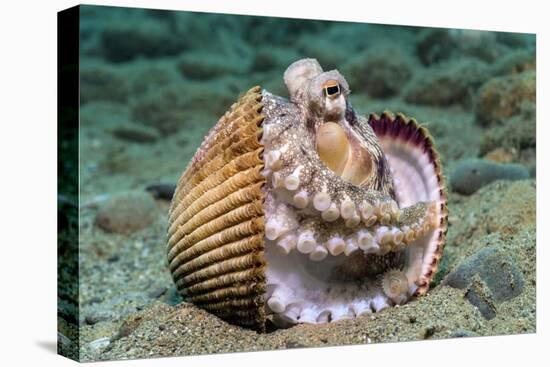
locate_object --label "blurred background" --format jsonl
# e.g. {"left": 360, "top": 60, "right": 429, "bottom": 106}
{"left": 78, "top": 5, "right": 535, "bottom": 198}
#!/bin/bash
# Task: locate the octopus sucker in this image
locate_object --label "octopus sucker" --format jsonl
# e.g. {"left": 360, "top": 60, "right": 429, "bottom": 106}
{"left": 167, "top": 59, "right": 447, "bottom": 331}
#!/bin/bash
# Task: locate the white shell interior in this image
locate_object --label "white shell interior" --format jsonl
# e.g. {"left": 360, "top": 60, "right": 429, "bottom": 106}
{"left": 265, "top": 239, "right": 393, "bottom": 325}
{"left": 382, "top": 138, "right": 441, "bottom": 207}
{"left": 261, "top": 128, "right": 443, "bottom": 327}
{"left": 378, "top": 136, "right": 445, "bottom": 295}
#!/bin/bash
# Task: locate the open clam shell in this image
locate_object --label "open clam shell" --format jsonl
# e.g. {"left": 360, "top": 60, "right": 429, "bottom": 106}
{"left": 167, "top": 80, "right": 447, "bottom": 331}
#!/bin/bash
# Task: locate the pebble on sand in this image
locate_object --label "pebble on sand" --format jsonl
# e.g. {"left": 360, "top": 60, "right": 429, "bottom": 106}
{"left": 450, "top": 159, "right": 529, "bottom": 195}
{"left": 95, "top": 191, "right": 157, "bottom": 234}
{"left": 88, "top": 337, "right": 111, "bottom": 351}
{"left": 111, "top": 124, "right": 160, "bottom": 143}
{"left": 443, "top": 246, "right": 525, "bottom": 319}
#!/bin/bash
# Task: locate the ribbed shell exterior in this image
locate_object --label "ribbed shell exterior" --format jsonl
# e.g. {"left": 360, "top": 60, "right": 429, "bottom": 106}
{"left": 167, "top": 86, "right": 267, "bottom": 331}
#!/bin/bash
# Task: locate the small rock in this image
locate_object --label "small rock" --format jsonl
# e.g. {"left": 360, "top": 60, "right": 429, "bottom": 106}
{"left": 443, "top": 246, "right": 525, "bottom": 319}
{"left": 422, "top": 324, "right": 437, "bottom": 339}
{"left": 88, "top": 296, "right": 102, "bottom": 304}
{"left": 148, "top": 286, "right": 167, "bottom": 299}
{"left": 450, "top": 329, "right": 478, "bottom": 338}
{"left": 85, "top": 314, "right": 109, "bottom": 325}
{"left": 285, "top": 340, "right": 306, "bottom": 349}
{"left": 450, "top": 159, "right": 529, "bottom": 195}
{"left": 107, "top": 254, "right": 120, "bottom": 263}
{"left": 88, "top": 337, "right": 110, "bottom": 351}
{"left": 443, "top": 246, "right": 525, "bottom": 301}
{"left": 145, "top": 183, "right": 176, "bottom": 201}
{"left": 95, "top": 191, "right": 157, "bottom": 234}
{"left": 111, "top": 124, "right": 160, "bottom": 143}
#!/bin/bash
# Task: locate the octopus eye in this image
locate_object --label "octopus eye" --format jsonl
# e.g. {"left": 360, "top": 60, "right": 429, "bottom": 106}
{"left": 323, "top": 80, "right": 340, "bottom": 98}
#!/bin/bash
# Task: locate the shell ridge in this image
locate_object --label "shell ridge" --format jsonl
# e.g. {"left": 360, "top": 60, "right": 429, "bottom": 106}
{"left": 168, "top": 86, "right": 267, "bottom": 331}
{"left": 169, "top": 89, "right": 264, "bottom": 218}
{"left": 167, "top": 150, "right": 264, "bottom": 239}
{"left": 170, "top": 213, "right": 265, "bottom": 273}
{"left": 171, "top": 118, "right": 264, "bottom": 221}
{"left": 167, "top": 167, "right": 265, "bottom": 251}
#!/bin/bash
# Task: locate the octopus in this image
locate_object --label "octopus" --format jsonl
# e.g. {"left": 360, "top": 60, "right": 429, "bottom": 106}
{"left": 166, "top": 59, "right": 448, "bottom": 331}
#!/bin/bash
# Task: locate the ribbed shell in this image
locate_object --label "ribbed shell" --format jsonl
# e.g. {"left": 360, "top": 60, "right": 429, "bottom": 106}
{"left": 167, "top": 86, "right": 267, "bottom": 331}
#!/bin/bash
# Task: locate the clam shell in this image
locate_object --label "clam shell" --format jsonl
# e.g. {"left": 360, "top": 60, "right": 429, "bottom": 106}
{"left": 166, "top": 84, "right": 448, "bottom": 332}
{"left": 167, "top": 86, "right": 268, "bottom": 331}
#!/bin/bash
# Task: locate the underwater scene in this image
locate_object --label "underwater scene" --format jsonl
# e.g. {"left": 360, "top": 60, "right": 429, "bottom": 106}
{"left": 58, "top": 4, "right": 536, "bottom": 362}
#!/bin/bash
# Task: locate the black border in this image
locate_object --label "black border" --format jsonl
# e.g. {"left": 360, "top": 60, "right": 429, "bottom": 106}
{"left": 57, "top": 5, "right": 80, "bottom": 362}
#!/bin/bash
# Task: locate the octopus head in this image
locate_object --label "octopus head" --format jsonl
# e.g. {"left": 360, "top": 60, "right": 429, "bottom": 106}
{"left": 283, "top": 59, "right": 383, "bottom": 189}
{"left": 284, "top": 58, "right": 350, "bottom": 123}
